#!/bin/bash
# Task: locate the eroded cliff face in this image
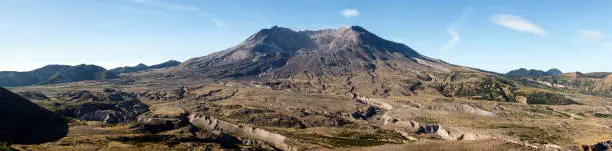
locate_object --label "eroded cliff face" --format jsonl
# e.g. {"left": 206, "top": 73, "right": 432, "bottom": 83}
{"left": 188, "top": 113, "right": 294, "bottom": 151}
{"left": 53, "top": 89, "right": 149, "bottom": 124}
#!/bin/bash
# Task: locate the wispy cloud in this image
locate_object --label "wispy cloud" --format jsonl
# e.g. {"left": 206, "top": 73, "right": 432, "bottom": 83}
{"left": 342, "top": 9, "right": 359, "bottom": 18}
{"left": 210, "top": 18, "right": 226, "bottom": 28}
{"left": 441, "top": 6, "right": 472, "bottom": 51}
{"left": 200, "top": 13, "right": 226, "bottom": 28}
{"left": 130, "top": 0, "right": 226, "bottom": 28}
{"left": 491, "top": 14, "right": 547, "bottom": 36}
{"left": 120, "top": 7, "right": 169, "bottom": 15}
{"left": 131, "top": 0, "right": 200, "bottom": 12}
{"left": 579, "top": 30, "right": 604, "bottom": 41}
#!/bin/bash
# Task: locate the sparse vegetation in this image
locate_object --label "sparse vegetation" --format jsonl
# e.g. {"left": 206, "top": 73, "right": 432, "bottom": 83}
{"left": 413, "top": 116, "right": 440, "bottom": 124}
{"left": 494, "top": 124, "right": 570, "bottom": 144}
{"left": 519, "top": 91, "right": 581, "bottom": 105}
{"left": 0, "top": 143, "right": 15, "bottom": 151}
{"left": 594, "top": 113, "right": 612, "bottom": 118}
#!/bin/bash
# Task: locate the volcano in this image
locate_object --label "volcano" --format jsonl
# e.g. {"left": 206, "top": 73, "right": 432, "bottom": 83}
{"left": 180, "top": 26, "right": 471, "bottom": 79}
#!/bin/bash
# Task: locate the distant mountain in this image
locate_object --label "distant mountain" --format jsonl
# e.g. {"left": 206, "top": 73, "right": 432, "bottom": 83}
{"left": 0, "top": 64, "right": 117, "bottom": 87}
{"left": 149, "top": 60, "right": 181, "bottom": 69}
{"left": 0, "top": 87, "right": 67, "bottom": 144}
{"left": 506, "top": 68, "right": 563, "bottom": 77}
{"left": 546, "top": 68, "right": 563, "bottom": 76}
{"left": 110, "top": 60, "right": 181, "bottom": 74}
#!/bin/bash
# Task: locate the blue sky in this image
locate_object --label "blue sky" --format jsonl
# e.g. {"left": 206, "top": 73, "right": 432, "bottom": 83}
{"left": 1, "top": 0, "right": 612, "bottom": 73}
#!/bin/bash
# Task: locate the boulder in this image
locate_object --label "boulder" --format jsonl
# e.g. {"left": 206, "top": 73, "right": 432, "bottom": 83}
{"left": 351, "top": 105, "right": 380, "bottom": 120}
{"left": 516, "top": 96, "right": 528, "bottom": 104}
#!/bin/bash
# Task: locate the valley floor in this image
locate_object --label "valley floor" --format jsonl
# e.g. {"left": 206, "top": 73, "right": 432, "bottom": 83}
{"left": 6, "top": 72, "right": 612, "bottom": 151}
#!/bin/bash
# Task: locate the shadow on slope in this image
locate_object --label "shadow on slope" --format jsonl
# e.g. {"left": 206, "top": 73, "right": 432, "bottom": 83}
{"left": 0, "top": 87, "right": 68, "bottom": 144}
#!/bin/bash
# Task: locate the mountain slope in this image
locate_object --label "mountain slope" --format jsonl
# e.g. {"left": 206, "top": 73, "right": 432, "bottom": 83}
{"left": 180, "top": 26, "right": 464, "bottom": 79}
{"left": 0, "top": 87, "right": 68, "bottom": 144}
{"left": 110, "top": 60, "right": 181, "bottom": 74}
{"left": 507, "top": 68, "right": 612, "bottom": 97}
{"left": 557, "top": 72, "right": 612, "bottom": 96}
{"left": 176, "top": 26, "right": 541, "bottom": 104}
{"left": 0, "top": 64, "right": 117, "bottom": 87}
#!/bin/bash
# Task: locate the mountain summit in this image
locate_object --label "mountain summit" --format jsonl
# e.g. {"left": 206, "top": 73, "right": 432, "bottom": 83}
{"left": 180, "top": 26, "right": 457, "bottom": 79}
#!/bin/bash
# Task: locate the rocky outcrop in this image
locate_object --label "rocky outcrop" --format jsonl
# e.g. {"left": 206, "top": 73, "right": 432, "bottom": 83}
{"left": 387, "top": 119, "right": 486, "bottom": 141}
{"left": 55, "top": 89, "right": 149, "bottom": 124}
{"left": 516, "top": 96, "right": 528, "bottom": 104}
{"left": 351, "top": 105, "right": 380, "bottom": 120}
{"left": 139, "top": 87, "right": 187, "bottom": 101}
{"left": 0, "top": 87, "right": 68, "bottom": 144}
{"left": 415, "top": 124, "right": 454, "bottom": 140}
{"left": 353, "top": 95, "right": 487, "bottom": 141}
{"left": 140, "top": 86, "right": 240, "bottom": 102}
{"left": 135, "top": 113, "right": 190, "bottom": 134}
{"left": 581, "top": 140, "right": 612, "bottom": 151}
{"left": 188, "top": 113, "right": 294, "bottom": 151}
{"left": 57, "top": 100, "right": 149, "bottom": 124}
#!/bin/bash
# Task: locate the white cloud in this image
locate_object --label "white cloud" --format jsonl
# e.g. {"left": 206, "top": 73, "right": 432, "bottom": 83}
{"left": 579, "top": 30, "right": 604, "bottom": 41}
{"left": 441, "top": 6, "right": 472, "bottom": 51}
{"left": 342, "top": 9, "right": 359, "bottom": 18}
{"left": 491, "top": 14, "right": 547, "bottom": 36}
{"left": 131, "top": 0, "right": 200, "bottom": 12}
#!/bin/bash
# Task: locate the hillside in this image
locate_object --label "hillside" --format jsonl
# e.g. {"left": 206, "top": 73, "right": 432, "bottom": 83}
{"left": 0, "top": 87, "right": 68, "bottom": 144}
{"left": 0, "top": 64, "right": 117, "bottom": 87}
{"left": 506, "top": 68, "right": 612, "bottom": 97}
